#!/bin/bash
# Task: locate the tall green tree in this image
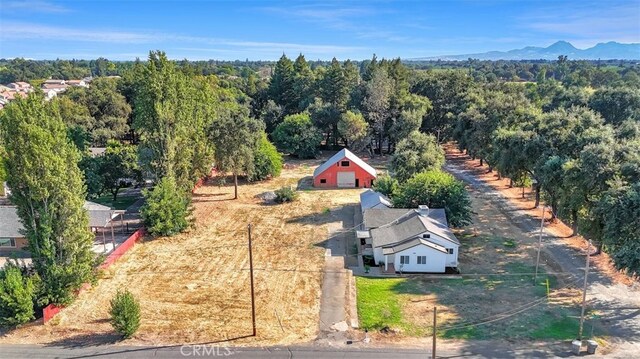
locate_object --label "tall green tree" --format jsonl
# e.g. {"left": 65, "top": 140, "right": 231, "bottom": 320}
{"left": 100, "top": 140, "right": 142, "bottom": 201}
{"left": 132, "top": 51, "right": 215, "bottom": 192}
{"left": 211, "top": 109, "right": 264, "bottom": 199}
{"left": 0, "top": 95, "right": 96, "bottom": 306}
{"left": 272, "top": 113, "right": 322, "bottom": 159}
{"left": 391, "top": 131, "right": 445, "bottom": 182}
{"left": 338, "top": 111, "right": 369, "bottom": 149}
{"left": 268, "top": 54, "right": 296, "bottom": 114}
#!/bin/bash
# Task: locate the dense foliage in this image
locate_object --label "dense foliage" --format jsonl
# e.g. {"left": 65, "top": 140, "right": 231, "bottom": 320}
{"left": 391, "top": 131, "right": 445, "bottom": 182}
{"left": 250, "top": 133, "right": 283, "bottom": 181}
{"left": 0, "top": 263, "right": 35, "bottom": 327}
{"left": 272, "top": 113, "right": 322, "bottom": 158}
{"left": 392, "top": 170, "right": 473, "bottom": 227}
{"left": 0, "top": 95, "right": 96, "bottom": 306}
{"left": 140, "top": 176, "right": 191, "bottom": 237}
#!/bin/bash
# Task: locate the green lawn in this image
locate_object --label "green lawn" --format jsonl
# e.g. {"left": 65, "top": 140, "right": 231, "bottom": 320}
{"left": 356, "top": 275, "right": 601, "bottom": 340}
{"left": 93, "top": 192, "right": 140, "bottom": 210}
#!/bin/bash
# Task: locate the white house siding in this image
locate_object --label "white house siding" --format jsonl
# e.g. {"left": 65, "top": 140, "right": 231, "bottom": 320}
{"left": 417, "top": 232, "right": 459, "bottom": 267}
{"left": 373, "top": 247, "right": 385, "bottom": 264}
{"left": 394, "top": 245, "right": 447, "bottom": 273}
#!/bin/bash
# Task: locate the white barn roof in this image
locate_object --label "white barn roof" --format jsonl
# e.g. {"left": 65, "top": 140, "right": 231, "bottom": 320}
{"left": 313, "top": 149, "right": 377, "bottom": 178}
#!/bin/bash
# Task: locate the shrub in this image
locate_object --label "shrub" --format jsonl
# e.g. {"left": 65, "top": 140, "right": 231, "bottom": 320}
{"left": 249, "top": 133, "right": 283, "bottom": 181}
{"left": 109, "top": 290, "right": 141, "bottom": 339}
{"left": 141, "top": 176, "right": 191, "bottom": 236}
{"left": 0, "top": 263, "right": 35, "bottom": 327}
{"left": 274, "top": 186, "right": 299, "bottom": 203}
{"left": 372, "top": 173, "right": 399, "bottom": 197}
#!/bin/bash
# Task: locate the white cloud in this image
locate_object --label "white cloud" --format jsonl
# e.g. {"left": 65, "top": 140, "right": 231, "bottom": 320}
{"left": 0, "top": 21, "right": 366, "bottom": 59}
{"left": 2, "top": 0, "right": 70, "bottom": 13}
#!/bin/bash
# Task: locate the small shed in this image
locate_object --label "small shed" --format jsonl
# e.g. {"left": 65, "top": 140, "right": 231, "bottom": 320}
{"left": 313, "top": 149, "right": 377, "bottom": 188}
{"left": 360, "top": 189, "right": 392, "bottom": 213}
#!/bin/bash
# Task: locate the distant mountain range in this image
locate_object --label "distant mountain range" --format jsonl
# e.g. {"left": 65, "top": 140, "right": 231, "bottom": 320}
{"left": 412, "top": 41, "right": 640, "bottom": 61}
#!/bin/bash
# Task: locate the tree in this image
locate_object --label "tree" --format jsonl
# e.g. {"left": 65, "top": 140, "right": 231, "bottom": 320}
{"left": 79, "top": 155, "right": 104, "bottom": 199}
{"left": 372, "top": 173, "right": 399, "bottom": 197}
{"left": 389, "top": 94, "right": 432, "bottom": 145}
{"left": 109, "top": 289, "right": 141, "bottom": 339}
{"left": 211, "top": 110, "right": 263, "bottom": 199}
{"left": 61, "top": 77, "right": 131, "bottom": 145}
{"left": 338, "top": 111, "right": 369, "bottom": 149}
{"left": 132, "top": 51, "right": 216, "bottom": 192}
{"left": 589, "top": 87, "right": 640, "bottom": 125}
{"left": 0, "top": 263, "right": 35, "bottom": 327}
{"left": 596, "top": 182, "right": 640, "bottom": 276}
{"left": 249, "top": 133, "right": 283, "bottom": 182}
{"left": 391, "top": 131, "right": 445, "bottom": 182}
{"left": 272, "top": 113, "right": 322, "bottom": 159}
{"left": 140, "top": 176, "right": 191, "bottom": 237}
{"left": 0, "top": 95, "right": 96, "bottom": 306}
{"left": 392, "top": 170, "right": 472, "bottom": 227}
{"left": 100, "top": 141, "right": 141, "bottom": 201}
{"left": 362, "top": 66, "right": 392, "bottom": 154}
{"left": 268, "top": 54, "right": 296, "bottom": 114}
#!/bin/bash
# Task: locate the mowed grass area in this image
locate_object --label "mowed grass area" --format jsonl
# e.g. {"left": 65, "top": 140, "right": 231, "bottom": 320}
{"left": 356, "top": 274, "right": 597, "bottom": 340}
{"left": 93, "top": 192, "right": 140, "bottom": 210}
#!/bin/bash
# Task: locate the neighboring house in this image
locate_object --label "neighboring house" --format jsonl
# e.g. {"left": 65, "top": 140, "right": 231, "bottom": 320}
{"left": 313, "top": 149, "right": 377, "bottom": 188}
{"left": 7, "top": 82, "right": 33, "bottom": 92}
{"left": 0, "top": 200, "right": 120, "bottom": 253}
{"left": 66, "top": 79, "right": 88, "bottom": 88}
{"left": 44, "top": 89, "right": 58, "bottom": 100}
{"left": 360, "top": 203, "right": 459, "bottom": 273}
{"left": 0, "top": 207, "right": 29, "bottom": 253}
{"left": 44, "top": 79, "right": 66, "bottom": 85}
{"left": 41, "top": 83, "right": 69, "bottom": 93}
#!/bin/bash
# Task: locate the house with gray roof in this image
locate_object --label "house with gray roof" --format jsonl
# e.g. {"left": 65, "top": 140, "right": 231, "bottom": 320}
{"left": 361, "top": 203, "right": 459, "bottom": 273}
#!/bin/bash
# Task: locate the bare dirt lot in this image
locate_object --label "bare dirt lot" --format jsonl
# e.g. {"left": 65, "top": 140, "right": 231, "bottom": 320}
{"left": 0, "top": 157, "right": 363, "bottom": 346}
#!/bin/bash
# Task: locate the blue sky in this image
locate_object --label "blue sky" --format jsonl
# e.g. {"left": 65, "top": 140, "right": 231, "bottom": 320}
{"left": 1, "top": 0, "right": 639, "bottom": 60}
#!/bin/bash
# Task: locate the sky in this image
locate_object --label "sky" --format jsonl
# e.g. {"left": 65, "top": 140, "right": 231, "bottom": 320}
{"left": 1, "top": 0, "right": 639, "bottom": 61}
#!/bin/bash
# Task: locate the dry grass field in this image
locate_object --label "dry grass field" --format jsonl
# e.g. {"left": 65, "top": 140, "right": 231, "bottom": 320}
{"left": 0, "top": 157, "right": 363, "bottom": 346}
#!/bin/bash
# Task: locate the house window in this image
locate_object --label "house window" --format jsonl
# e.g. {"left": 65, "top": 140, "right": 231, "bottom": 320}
{"left": 320, "top": 179, "right": 327, "bottom": 184}
{"left": 400, "top": 255, "right": 410, "bottom": 265}
{"left": 0, "top": 238, "right": 16, "bottom": 247}
{"left": 447, "top": 248, "right": 454, "bottom": 254}
{"left": 341, "top": 160, "right": 350, "bottom": 167}
{"left": 417, "top": 256, "right": 427, "bottom": 264}
{"left": 422, "top": 233, "right": 430, "bottom": 238}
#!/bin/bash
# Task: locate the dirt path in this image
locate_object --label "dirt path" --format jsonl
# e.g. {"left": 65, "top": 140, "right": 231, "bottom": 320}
{"left": 444, "top": 148, "right": 640, "bottom": 355}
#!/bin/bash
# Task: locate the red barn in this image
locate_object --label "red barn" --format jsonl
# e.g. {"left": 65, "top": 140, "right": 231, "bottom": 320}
{"left": 313, "top": 149, "right": 377, "bottom": 188}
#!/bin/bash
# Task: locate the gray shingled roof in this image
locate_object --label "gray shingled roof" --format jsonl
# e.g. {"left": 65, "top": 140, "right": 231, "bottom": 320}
{"left": 360, "top": 190, "right": 393, "bottom": 211}
{"left": 369, "top": 208, "right": 459, "bottom": 249}
{"left": 0, "top": 201, "right": 116, "bottom": 237}
{"left": 363, "top": 209, "right": 414, "bottom": 228}
{"left": 0, "top": 207, "right": 23, "bottom": 238}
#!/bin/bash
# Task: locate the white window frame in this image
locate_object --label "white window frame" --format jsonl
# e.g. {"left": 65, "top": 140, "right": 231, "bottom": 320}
{"left": 417, "top": 256, "right": 427, "bottom": 264}
{"left": 447, "top": 248, "right": 454, "bottom": 254}
{"left": 400, "top": 255, "right": 410, "bottom": 265}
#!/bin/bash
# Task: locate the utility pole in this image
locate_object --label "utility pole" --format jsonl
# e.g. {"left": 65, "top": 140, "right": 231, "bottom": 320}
{"left": 534, "top": 206, "right": 546, "bottom": 284}
{"left": 432, "top": 307, "right": 437, "bottom": 359}
{"left": 578, "top": 239, "right": 592, "bottom": 340}
{"left": 248, "top": 224, "right": 256, "bottom": 337}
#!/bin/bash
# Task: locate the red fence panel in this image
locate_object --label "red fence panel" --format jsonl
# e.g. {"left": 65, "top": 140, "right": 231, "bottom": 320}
{"left": 43, "top": 227, "right": 146, "bottom": 323}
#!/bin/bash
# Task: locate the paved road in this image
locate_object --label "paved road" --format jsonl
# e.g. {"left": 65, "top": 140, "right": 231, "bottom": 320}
{"left": 444, "top": 160, "right": 640, "bottom": 354}
{"left": 0, "top": 343, "right": 603, "bottom": 359}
